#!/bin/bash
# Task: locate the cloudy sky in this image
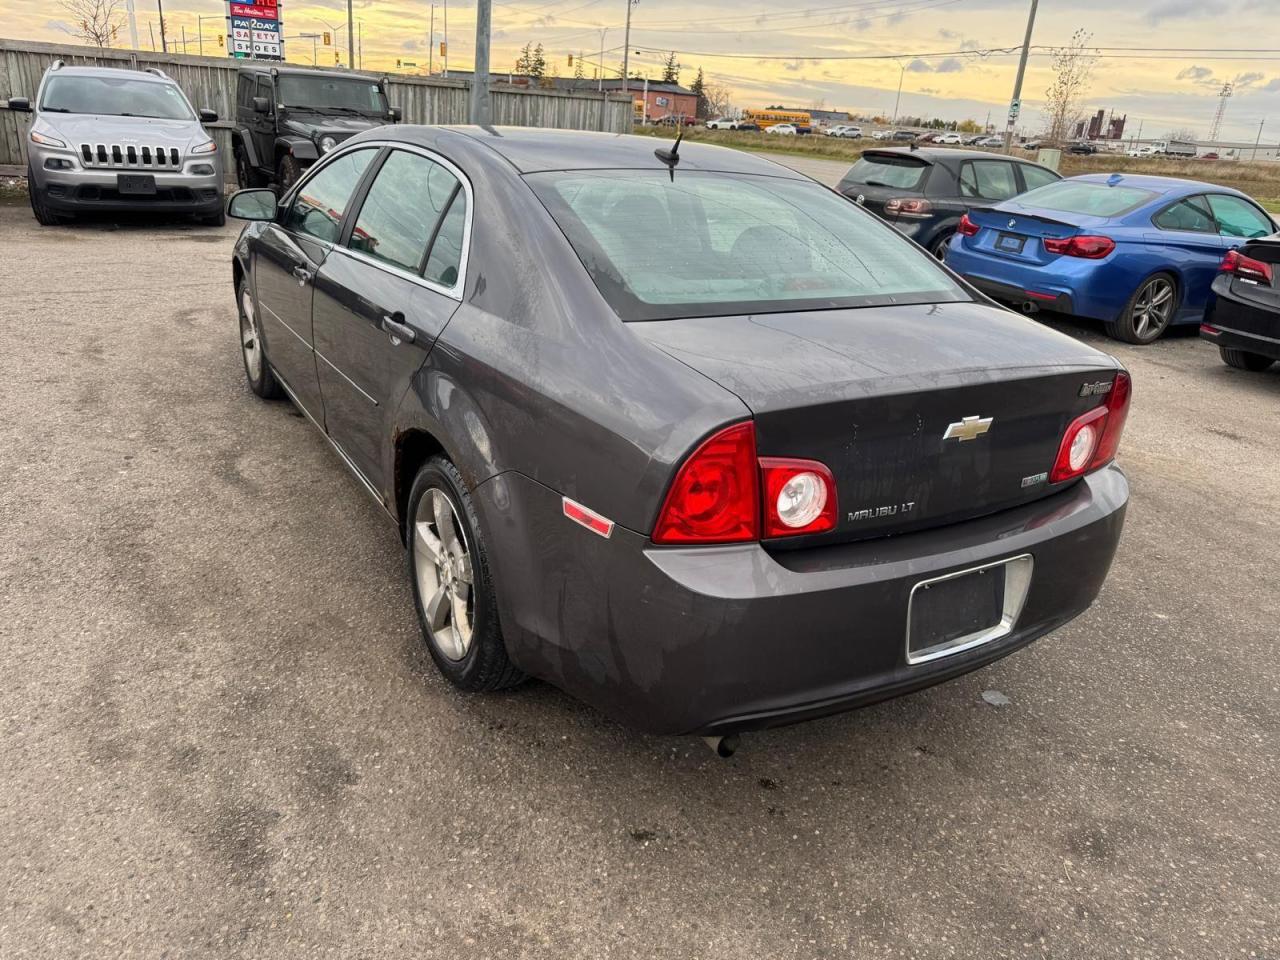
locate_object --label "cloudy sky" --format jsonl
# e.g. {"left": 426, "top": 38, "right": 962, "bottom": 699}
{"left": 6, "top": 0, "right": 1280, "bottom": 140}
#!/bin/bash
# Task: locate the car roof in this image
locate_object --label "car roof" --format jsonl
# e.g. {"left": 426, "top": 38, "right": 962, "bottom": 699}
{"left": 46, "top": 65, "right": 172, "bottom": 83}
{"left": 1069, "top": 173, "right": 1247, "bottom": 196}
{"left": 860, "top": 146, "right": 1042, "bottom": 165}
{"left": 388, "top": 126, "right": 812, "bottom": 177}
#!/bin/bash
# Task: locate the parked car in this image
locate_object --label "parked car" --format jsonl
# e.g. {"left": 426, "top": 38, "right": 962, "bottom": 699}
{"left": 1126, "top": 145, "right": 1157, "bottom": 158}
{"left": 963, "top": 134, "right": 989, "bottom": 145}
{"left": 974, "top": 136, "right": 1006, "bottom": 147}
{"left": 836, "top": 147, "right": 1062, "bottom": 259}
{"left": 1021, "top": 141, "right": 1043, "bottom": 151}
{"left": 1069, "top": 142, "right": 1098, "bottom": 155}
{"left": 704, "top": 117, "right": 738, "bottom": 130}
{"left": 891, "top": 130, "right": 919, "bottom": 141}
{"left": 945, "top": 174, "right": 1278, "bottom": 343}
{"left": 230, "top": 66, "right": 399, "bottom": 194}
{"left": 1201, "top": 238, "right": 1280, "bottom": 371}
{"left": 766, "top": 123, "right": 798, "bottom": 135}
{"left": 916, "top": 133, "right": 941, "bottom": 144}
{"left": 3, "top": 60, "right": 224, "bottom": 226}
{"left": 225, "top": 127, "right": 1131, "bottom": 745}
{"left": 1198, "top": 152, "right": 1220, "bottom": 161}
{"left": 832, "top": 124, "right": 863, "bottom": 138}
{"left": 935, "top": 132, "right": 964, "bottom": 145}
{"left": 735, "top": 122, "right": 760, "bottom": 132}
{"left": 871, "top": 129, "right": 894, "bottom": 140}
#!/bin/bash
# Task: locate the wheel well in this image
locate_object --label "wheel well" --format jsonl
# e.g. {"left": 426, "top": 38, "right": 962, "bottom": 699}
{"left": 233, "top": 256, "right": 244, "bottom": 292}
{"left": 395, "top": 429, "right": 445, "bottom": 541}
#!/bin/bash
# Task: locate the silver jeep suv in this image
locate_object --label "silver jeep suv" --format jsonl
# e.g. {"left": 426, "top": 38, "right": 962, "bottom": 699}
{"left": 5, "top": 61, "right": 224, "bottom": 226}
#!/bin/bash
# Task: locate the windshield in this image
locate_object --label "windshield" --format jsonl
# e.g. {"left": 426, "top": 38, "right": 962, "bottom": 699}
{"left": 40, "top": 75, "right": 194, "bottom": 120}
{"left": 841, "top": 154, "right": 930, "bottom": 190}
{"left": 1016, "top": 180, "right": 1158, "bottom": 218}
{"left": 527, "top": 170, "right": 969, "bottom": 322}
{"left": 277, "top": 76, "right": 388, "bottom": 114}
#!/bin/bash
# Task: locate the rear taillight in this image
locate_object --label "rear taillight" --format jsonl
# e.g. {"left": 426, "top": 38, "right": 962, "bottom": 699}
{"left": 1043, "top": 235, "right": 1115, "bottom": 259}
{"left": 885, "top": 197, "right": 933, "bottom": 218}
{"left": 760, "top": 458, "right": 837, "bottom": 538}
{"left": 1220, "top": 248, "right": 1274, "bottom": 284}
{"left": 957, "top": 213, "right": 980, "bottom": 236}
{"left": 652, "top": 425, "right": 838, "bottom": 544}
{"left": 1049, "top": 371, "right": 1132, "bottom": 483}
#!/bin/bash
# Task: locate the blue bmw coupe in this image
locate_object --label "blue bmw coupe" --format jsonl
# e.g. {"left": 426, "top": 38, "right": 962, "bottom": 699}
{"left": 945, "top": 174, "right": 1277, "bottom": 343}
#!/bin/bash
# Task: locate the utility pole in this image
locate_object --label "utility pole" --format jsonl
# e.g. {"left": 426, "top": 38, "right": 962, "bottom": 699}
{"left": 443, "top": 0, "right": 448, "bottom": 77}
{"left": 429, "top": 5, "right": 435, "bottom": 75}
{"left": 157, "top": 0, "right": 167, "bottom": 53}
{"left": 148, "top": 21, "right": 155, "bottom": 50}
{"left": 125, "top": 0, "right": 139, "bottom": 49}
{"left": 471, "top": 0, "right": 492, "bottom": 124}
{"left": 891, "top": 61, "right": 905, "bottom": 126}
{"left": 1253, "top": 119, "right": 1266, "bottom": 161}
{"left": 181, "top": 24, "right": 187, "bottom": 53}
{"left": 346, "top": 0, "right": 354, "bottom": 68}
{"left": 359, "top": 21, "right": 363, "bottom": 70}
{"left": 1003, "top": 0, "right": 1038, "bottom": 152}
{"left": 598, "top": 27, "right": 608, "bottom": 93}
{"left": 622, "top": 0, "right": 636, "bottom": 98}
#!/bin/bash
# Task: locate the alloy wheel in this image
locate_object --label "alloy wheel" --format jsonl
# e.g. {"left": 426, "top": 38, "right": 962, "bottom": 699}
{"left": 413, "top": 488, "right": 475, "bottom": 661}
{"left": 1131, "top": 277, "right": 1175, "bottom": 341}
{"left": 240, "top": 288, "right": 262, "bottom": 381}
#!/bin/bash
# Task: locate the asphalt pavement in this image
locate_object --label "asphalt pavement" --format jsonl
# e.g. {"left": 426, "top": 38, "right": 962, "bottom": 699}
{"left": 1, "top": 196, "right": 1277, "bottom": 960}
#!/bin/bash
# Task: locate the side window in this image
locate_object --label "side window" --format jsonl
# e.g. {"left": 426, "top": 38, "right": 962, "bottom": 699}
{"left": 958, "top": 163, "right": 980, "bottom": 198}
{"left": 423, "top": 190, "right": 468, "bottom": 289}
{"left": 237, "top": 75, "right": 251, "bottom": 108}
{"left": 349, "top": 150, "right": 459, "bottom": 273}
{"left": 970, "top": 161, "right": 1019, "bottom": 200}
{"left": 284, "top": 148, "right": 377, "bottom": 244}
{"left": 1019, "top": 164, "right": 1059, "bottom": 192}
{"left": 255, "top": 76, "right": 272, "bottom": 109}
{"left": 1207, "top": 195, "right": 1274, "bottom": 239}
{"left": 1153, "top": 197, "right": 1216, "bottom": 233}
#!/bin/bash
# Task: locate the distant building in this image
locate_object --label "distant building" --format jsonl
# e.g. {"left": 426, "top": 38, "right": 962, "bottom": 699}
{"left": 771, "top": 107, "right": 852, "bottom": 126}
{"left": 1074, "top": 109, "right": 1127, "bottom": 141}
{"left": 598, "top": 79, "right": 698, "bottom": 121}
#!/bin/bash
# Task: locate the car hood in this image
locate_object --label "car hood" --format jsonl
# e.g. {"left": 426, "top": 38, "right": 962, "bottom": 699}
{"left": 281, "top": 116, "right": 386, "bottom": 138}
{"left": 39, "top": 114, "right": 202, "bottom": 148}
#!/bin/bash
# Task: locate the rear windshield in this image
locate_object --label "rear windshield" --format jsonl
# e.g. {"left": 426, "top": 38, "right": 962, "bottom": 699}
{"left": 527, "top": 170, "right": 968, "bottom": 321}
{"left": 840, "top": 154, "right": 930, "bottom": 190}
{"left": 1015, "top": 180, "right": 1157, "bottom": 218}
{"left": 40, "top": 75, "right": 193, "bottom": 120}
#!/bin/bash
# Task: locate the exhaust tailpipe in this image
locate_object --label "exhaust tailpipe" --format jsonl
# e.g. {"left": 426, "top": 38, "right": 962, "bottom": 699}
{"left": 702, "top": 734, "right": 741, "bottom": 758}
{"left": 1020, "top": 301, "right": 1040, "bottom": 315}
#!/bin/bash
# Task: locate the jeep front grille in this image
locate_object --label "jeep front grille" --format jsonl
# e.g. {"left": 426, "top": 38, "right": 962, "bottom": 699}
{"left": 79, "top": 143, "right": 182, "bottom": 169}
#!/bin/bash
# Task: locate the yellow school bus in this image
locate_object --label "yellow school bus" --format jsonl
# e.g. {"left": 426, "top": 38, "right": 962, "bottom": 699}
{"left": 744, "top": 109, "right": 811, "bottom": 129}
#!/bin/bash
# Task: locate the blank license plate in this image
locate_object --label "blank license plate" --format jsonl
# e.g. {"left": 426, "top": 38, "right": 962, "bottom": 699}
{"left": 996, "top": 232, "right": 1026, "bottom": 254}
{"left": 117, "top": 173, "right": 156, "bottom": 195}
{"left": 907, "top": 555, "right": 1033, "bottom": 665}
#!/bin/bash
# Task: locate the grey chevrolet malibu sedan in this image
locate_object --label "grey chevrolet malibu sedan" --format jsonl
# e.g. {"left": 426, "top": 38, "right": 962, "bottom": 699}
{"left": 227, "top": 126, "right": 1130, "bottom": 745}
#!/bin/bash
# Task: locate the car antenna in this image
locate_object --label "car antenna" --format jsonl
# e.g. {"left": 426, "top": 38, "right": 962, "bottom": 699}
{"left": 654, "top": 130, "right": 683, "bottom": 181}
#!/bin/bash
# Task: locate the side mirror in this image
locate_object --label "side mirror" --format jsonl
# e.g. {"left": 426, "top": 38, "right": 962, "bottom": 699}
{"left": 4, "top": 96, "right": 31, "bottom": 112}
{"left": 252, "top": 97, "right": 270, "bottom": 114}
{"left": 227, "top": 188, "right": 279, "bottom": 221}
{"left": 388, "top": 106, "right": 401, "bottom": 122}
{"left": 199, "top": 107, "right": 218, "bottom": 123}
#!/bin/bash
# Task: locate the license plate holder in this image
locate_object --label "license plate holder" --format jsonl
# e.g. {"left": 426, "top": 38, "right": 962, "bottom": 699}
{"left": 996, "top": 232, "right": 1026, "bottom": 254}
{"left": 117, "top": 173, "right": 157, "bottom": 195}
{"left": 906, "top": 555, "right": 1034, "bottom": 665}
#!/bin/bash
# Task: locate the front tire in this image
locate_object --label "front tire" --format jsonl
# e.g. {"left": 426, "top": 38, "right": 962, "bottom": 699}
{"left": 27, "top": 166, "right": 68, "bottom": 226}
{"left": 1107, "top": 273, "right": 1178, "bottom": 344}
{"left": 276, "top": 154, "right": 302, "bottom": 195}
{"left": 236, "top": 277, "right": 283, "bottom": 399}
{"left": 1219, "top": 346, "right": 1275, "bottom": 372}
{"left": 407, "top": 457, "right": 524, "bottom": 692}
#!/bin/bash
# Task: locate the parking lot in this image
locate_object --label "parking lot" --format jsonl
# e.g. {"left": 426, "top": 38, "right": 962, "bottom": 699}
{"left": 1, "top": 182, "right": 1278, "bottom": 960}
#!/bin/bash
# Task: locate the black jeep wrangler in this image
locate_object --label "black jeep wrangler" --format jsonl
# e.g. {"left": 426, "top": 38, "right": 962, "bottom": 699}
{"left": 230, "top": 67, "right": 399, "bottom": 193}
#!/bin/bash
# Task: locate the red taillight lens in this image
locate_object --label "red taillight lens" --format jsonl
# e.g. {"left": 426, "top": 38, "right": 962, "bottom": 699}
{"left": 1043, "top": 235, "right": 1115, "bottom": 259}
{"left": 885, "top": 197, "right": 933, "bottom": 217}
{"left": 1220, "top": 248, "right": 1274, "bottom": 284}
{"left": 957, "top": 212, "right": 980, "bottom": 237}
{"left": 1050, "top": 370, "right": 1132, "bottom": 483}
{"left": 760, "top": 458, "right": 837, "bottom": 538}
{"left": 652, "top": 422, "right": 759, "bottom": 544}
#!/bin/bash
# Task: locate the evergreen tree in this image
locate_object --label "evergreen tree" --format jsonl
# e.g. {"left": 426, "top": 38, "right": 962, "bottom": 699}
{"left": 574, "top": 52, "right": 585, "bottom": 80}
{"left": 661, "top": 51, "right": 680, "bottom": 84}
{"left": 690, "top": 66, "right": 707, "bottom": 119}
{"left": 515, "top": 43, "right": 532, "bottom": 75}
{"left": 531, "top": 43, "right": 547, "bottom": 80}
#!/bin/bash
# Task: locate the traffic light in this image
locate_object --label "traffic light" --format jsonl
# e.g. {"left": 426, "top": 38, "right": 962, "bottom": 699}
{"left": 439, "top": 41, "right": 446, "bottom": 56}
{"left": 323, "top": 31, "right": 331, "bottom": 45}
{"left": 334, "top": 51, "right": 340, "bottom": 64}
{"left": 567, "top": 54, "right": 573, "bottom": 66}
{"left": 396, "top": 59, "right": 401, "bottom": 67}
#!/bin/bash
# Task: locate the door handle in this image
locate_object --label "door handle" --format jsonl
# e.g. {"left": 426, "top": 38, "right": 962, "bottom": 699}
{"left": 292, "top": 265, "right": 313, "bottom": 285}
{"left": 381, "top": 314, "right": 417, "bottom": 344}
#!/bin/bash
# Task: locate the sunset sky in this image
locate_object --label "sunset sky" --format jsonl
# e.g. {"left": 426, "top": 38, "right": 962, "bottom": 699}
{"left": 5, "top": 0, "right": 1279, "bottom": 141}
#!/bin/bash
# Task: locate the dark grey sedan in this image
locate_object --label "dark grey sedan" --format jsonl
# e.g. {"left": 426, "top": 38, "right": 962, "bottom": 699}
{"left": 227, "top": 127, "right": 1131, "bottom": 746}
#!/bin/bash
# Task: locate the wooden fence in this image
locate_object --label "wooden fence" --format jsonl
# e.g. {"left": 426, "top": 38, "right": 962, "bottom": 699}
{"left": 0, "top": 37, "right": 632, "bottom": 170}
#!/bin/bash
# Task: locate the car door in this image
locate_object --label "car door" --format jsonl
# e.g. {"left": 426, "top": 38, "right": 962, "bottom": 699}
{"left": 311, "top": 146, "right": 470, "bottom": 495}
{"left": 251, "top": 75, "right": 275, "bottom": 168}
{"left": 1146, "top": 196, "right": 1229, "bottom": 318}
{"left": 252, "top": 146, "right": 379, "bottom": 420}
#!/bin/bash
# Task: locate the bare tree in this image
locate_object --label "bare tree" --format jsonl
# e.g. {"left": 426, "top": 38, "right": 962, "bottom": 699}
{"left": 61, "top": 0, "right": 124, "bottom": 48}
{"left": 1165, "top": 127, "right": 1197, "bottom": 142}
{"left": 1042, "top": 28, "right": 1097, "bottom": 144}
{"left": 703, "top": 82, "right": 733, "bottom": 120}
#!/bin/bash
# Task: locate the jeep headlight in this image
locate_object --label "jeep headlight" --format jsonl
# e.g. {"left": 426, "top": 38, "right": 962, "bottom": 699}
{"left": 319, "top": 135, "right": 338, "bottom": 154}
{"left": 191, "top": 139, "right": 217, "bottom": 154}
{"left": 30, "top": 130, "right": 67, "bottom": 148}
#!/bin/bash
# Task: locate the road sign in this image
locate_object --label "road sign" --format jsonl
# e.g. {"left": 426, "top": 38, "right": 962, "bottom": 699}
{"left": 1008, "top": 98, "right": 1021, "bottom": 119}
{"left": 323, "top": 31, "right": 331, "bottom": 45}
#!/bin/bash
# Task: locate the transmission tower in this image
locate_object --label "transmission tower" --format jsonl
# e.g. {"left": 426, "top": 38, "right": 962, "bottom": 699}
{"left": 1208, "top": 82, "right": 1233, "bottom": 142}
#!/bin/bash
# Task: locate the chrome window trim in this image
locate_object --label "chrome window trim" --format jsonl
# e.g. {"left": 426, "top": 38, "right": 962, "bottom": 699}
{"left": 905, "top": 554, "right": 1034, "bottom": 666}
{"left": 285, "top": 139, "right": 474, "bottom": 302}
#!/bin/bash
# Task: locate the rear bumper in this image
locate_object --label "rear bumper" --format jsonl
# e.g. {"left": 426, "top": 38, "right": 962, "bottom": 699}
{"left": 946, "top": 245, "right": 1124, "bottom": 321}
{"left": 1202, "top": 282, "right": 1280, "bottom": 360}
{"left": 966, "top": 274, "right": 1076, "bottom": 315}
{"left": 476, "top": 465, "right": 1129, "bottom": 735}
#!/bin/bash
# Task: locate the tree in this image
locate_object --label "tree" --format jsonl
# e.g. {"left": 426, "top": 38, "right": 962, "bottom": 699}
{"left": 689, "top": 67, "right": 707, "bottom": 119}
{"left": 661, "top": 51, "right": 680, "bottom": 84}
{"left": 530, "top": 43, "right": 547, "bottom": 81}
{"left": 515, "top": 43, "right": 533, "bottom": 75}
{"left": 1166, "top": 127, "right": 1197, "bottom": 142}
{"left": 1042, "top": 28, "right": 1097, "bottom": 144}
{"left": 703, "top": 82, "right": 733, "bottom": 121}
{"left": 574, "top": 52, "right": 584, "bottom": 81}
{"left": 61, "top": 0, "right": 124, "bottom": 48}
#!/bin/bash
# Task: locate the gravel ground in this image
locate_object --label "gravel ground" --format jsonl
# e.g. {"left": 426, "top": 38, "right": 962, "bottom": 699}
{"left": 1, "top": 197, "right": 1277, "bottom": 960}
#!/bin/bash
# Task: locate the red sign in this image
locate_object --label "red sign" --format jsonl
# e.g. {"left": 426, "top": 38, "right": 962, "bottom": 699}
{"left": 229, "top": 3, "right": 278, "bottom": 19}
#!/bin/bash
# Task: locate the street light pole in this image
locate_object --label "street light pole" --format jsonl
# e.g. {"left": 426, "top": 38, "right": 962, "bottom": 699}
{"left": 891, "top": 61, "right": 905, "bottom": 126}
{"left": 347, "top": 0, "right": 354, "bottom": 68}
{"left": 471, "top": 0, "right": 492, "bottom": 125}
{"left": 1003, "top": 0, "right": 1038, "bottom": 152}
{"left": 598, "top": 27, "right": 608, "bottom": 93}
{"left": 1253, "top": 118, "right": 1266, "bottom": 161}
{"left": 429, "top": 4, "right": 435, "bottom": 75}
{"left": 622, "top": 0, "right": 637, "bottom": 99}
{"left": 156, "top": 0, "right": 167, "bottom": 53}
{"left": 125, "top": 0, "right": 139, "bottom": 49}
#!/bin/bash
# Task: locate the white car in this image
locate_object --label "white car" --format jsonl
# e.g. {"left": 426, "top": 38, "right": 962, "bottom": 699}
{"left": 705, "top": 117, "right": 738, "bottom": 130}
{"left": 1126, "top": 146, "right": 1157, "bottom": 157}
{"left": 974, "top": 136, "right": 1005, "bottom": 147}
{"left": 935, "top": 132, "right": 963, "bottom": 144}
{"left": 767, "top": 123, "right": 798, "bottom": 136}
{"left": 871, "top": 130, "right": 894, "bottom": 140}
{"left": 825, "top": 125, "right": 848, "bottom": 137}
{"left": 837, "top": 125, "right": 863, "bottom": 138}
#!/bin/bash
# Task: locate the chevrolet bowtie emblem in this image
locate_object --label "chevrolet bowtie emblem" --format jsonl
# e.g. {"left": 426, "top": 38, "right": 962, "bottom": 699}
{"left": 943, "top": 415, "right": 994, "bottom": 442}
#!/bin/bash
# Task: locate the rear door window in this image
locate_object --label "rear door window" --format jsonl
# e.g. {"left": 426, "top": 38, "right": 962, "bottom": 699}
{"left": 1206, "top": 194, "right": 1274, "bottom": 239}
{"left": 1018, "top": 163, "right": 1059, "bottom": 192}
{"left": 1153, "top": 197, "right": 1217, "bottom": 233}
{"left": 348, "top": 150, "right": 459, "bottom": 273}
{"left": 959, "top": 160, "right": 1019, "bottom": 200}
{"left": 840, "top": 154, "right": 930, "bottom": 190}
{"left": 284, "top": 147, "right": 377, "bottom": 244}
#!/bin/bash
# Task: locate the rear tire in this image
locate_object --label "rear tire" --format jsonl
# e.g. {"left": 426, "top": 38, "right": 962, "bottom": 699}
{"left": 27, "top": 166, "right": 68, "bottom": 226}
{"left": 1219, "top": 346, "right": 1275, "bottom": 372}
{"left": 406, "top": 457, "right": 524, "bottom": 693}
{"left": 276, "top": 154, "right": 302, "bottom": 195}
{"left": 930, "top": 231, "right": 954, "bottom": 261}
{"left": 236, "top": 276, "right": 283, "bottom": 400}
{"left": 1106, "top": 273, "right": 1178, "bottom": 344}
